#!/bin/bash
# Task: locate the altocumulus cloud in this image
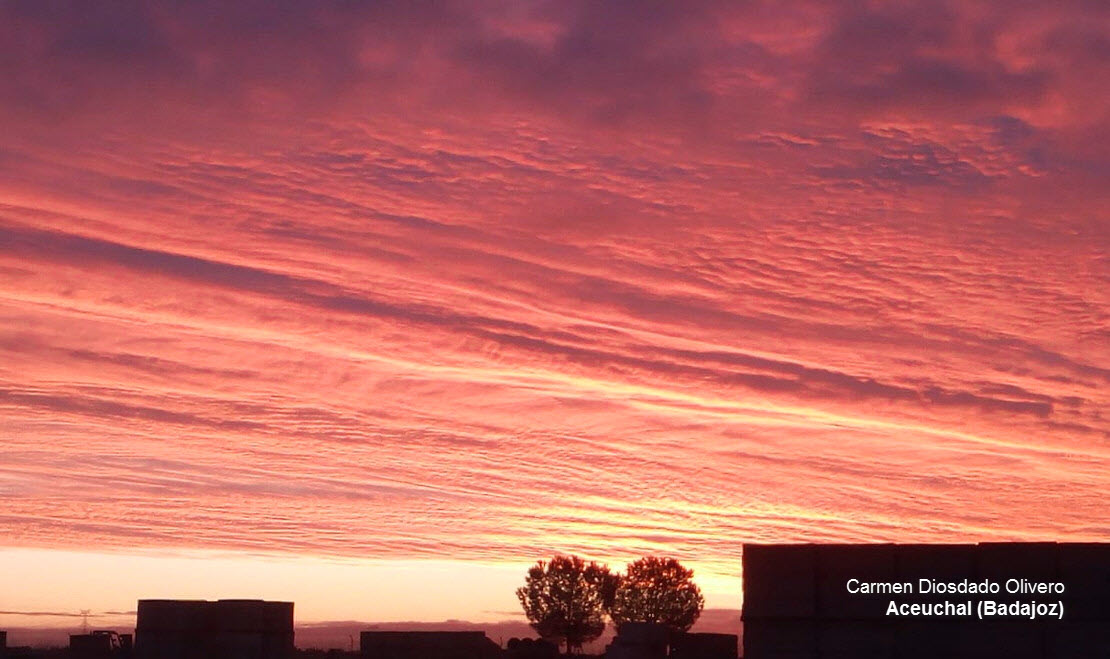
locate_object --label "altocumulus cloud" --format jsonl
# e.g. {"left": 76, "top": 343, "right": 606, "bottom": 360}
{"left": 0, "top": 0, "right": 1106, "bottom": 587}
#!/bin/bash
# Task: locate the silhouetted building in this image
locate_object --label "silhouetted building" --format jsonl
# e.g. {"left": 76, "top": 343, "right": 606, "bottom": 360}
{"left": 135, "top": 599, "right": 293, "bottom": 659}
{"left": 605, "top": 623, "right": 669, "bottom": 659}
{"left": 359, "top": 631, "right": 501, "bottom": 659}
{"left": 668, "top": 633, "right": 737, "bottom": 659}
{"left": 604, "top": 624, "right": 738, "bottom": 659}
{"left": 742, "top": 542, "right": 1110, "bottom": 659}
{"left": 69, "top": 631, "right": 133, "bottom": 659}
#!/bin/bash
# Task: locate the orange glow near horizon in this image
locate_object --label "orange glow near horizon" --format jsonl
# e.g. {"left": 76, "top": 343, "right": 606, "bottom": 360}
{"left": 0, "top": 0, "right": 1107, "bottom": 635}
{"left": 0, "top": 549, "right": 567, "bottom": 626}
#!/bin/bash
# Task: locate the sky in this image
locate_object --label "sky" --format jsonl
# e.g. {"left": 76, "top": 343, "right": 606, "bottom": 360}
{"left": 0, "top": 0, "right": 1108, "bottom": 642}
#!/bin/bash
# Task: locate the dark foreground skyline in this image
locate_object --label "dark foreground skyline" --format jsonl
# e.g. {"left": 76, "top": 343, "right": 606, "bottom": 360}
{"left": 2, "top": 608, "right": 744, "bottom": 653}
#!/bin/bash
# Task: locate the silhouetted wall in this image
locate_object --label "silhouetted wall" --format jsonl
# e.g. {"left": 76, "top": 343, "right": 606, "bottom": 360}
{"left": 359, "top": 631, "right": 501, "bottom": 659}
{"left": 605, "top": 623, "right": 738, "bottom": 659}
{"left": 742, "top": 542, "right": 1110, "bottom": 658}
{"left": 606, "top": 623, "right": 669, "bottom": 659}
{"left": 70, "top": 631, "right": 133, "bottom": 659}
{"left": 70, "top": 634, "right": 110, "bottom": 659}
{"left": 135, "top": 599, "right": 294, "bottom": 659}
{"left": 669, "top": 632, "right": 738, "bottom": 659}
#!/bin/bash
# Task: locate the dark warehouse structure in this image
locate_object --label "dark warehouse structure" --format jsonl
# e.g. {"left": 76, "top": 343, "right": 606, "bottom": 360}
{"left": 742, "top": 542, "right": 1110, "bottom": 658}
{"left": 134, "top": 599, "right": 294, "bottom": 659}
{"left": 70, "top": 631, "right": 133, "bottom": 659}
{"left": 359, "top": 631, "right": 502, "bottom": 659}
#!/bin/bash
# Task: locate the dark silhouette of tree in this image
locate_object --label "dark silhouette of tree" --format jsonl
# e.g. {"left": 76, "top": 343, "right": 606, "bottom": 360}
{"left": 607, "top": 556, "right": 704, "bottom": 632}
{"left": 516, "top": 555, "right": 617, "bottom": 654}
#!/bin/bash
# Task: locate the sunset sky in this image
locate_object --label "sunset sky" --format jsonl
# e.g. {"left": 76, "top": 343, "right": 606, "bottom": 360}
{"left": 1, "top": 0, "right": 1107, "bottom": 639}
